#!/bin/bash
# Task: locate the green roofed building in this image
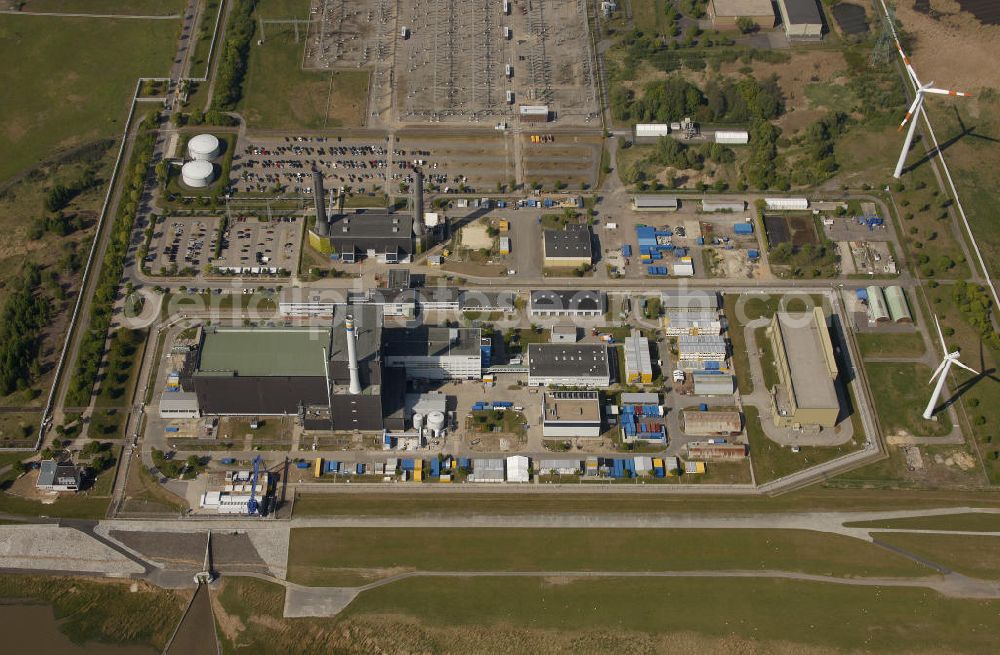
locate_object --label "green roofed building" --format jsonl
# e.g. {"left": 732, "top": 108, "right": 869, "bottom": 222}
{"left": 196, "top": 328, "right": 330, "bottom": 378}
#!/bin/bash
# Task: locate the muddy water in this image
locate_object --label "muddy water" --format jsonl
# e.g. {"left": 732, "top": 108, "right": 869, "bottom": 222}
{"left": 0, "top": 604, "right": 156, "bottom": 655}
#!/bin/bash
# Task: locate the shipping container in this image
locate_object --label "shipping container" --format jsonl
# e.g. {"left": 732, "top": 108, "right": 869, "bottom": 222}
{"left": 165, "top": 426, "right": 179, "bottom": 433}
{"left": 733, "top": 223, "right": 753, "bottom": 235}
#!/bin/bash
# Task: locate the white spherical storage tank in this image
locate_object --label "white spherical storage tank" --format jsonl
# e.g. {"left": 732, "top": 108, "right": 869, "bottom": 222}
{"left": 187, "top": 134, "right": 221, "bottom": 160}
{"left": 181, "top": 160, "right": 216, "bottom": 188}
{"left": 426, "top": 411, "right": 446, "bottom": 436}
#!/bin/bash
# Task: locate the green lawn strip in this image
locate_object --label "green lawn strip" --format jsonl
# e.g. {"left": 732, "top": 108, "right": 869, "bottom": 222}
{"left": 724, "top": 294, "right": 753, "bottom": 394}
{"left": 0, "top": 14, "right": 176, "bottom": 182}
{"left": 865, "top": 362, "right": 952, "bottom": 437}
{"left": 188, "top": 0, "right": 222, "bottom": 79}
{"left": 342, "top": 576, "right": 1000, "bottom": 654}
{"left": 287, "top": 527, "right": 930, "bottom": 586}
{"left": 0, "top": 490, "right": 110, "bottom": 519}
{"left": 845, "top": 512, "right": 1000, "bottom": 532}
{"left": 856, "top": 331, "right": 927, "bottom": 359}
{"left": 293, "top": 487, "right": 1000, "bottom": 517}
{"left": 874, "top": 533, "right": 1000, "bottom": 580}
{"left": 94, "top": 329, "right": 147, "bottom": 407}
{"left": 746, "top": 406, "right": 861, "bottom": 484}
{"left": 21, "top": 0, "right": 185, "bottom": 14}
{"left": 0, "top": 574, "right": 181, "bottom": 649}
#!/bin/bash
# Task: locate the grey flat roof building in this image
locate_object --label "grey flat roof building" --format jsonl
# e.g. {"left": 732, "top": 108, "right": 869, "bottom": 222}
{"left": 632, "top": 195, "right": 679, "bottom": 210}
{"left": 527, "top": 343, "right": 611, "bottom": 387}
{"left": 383, "top": 326, "right": 482, "bottom": 358}
{"left": 328, "top": 211, "right": 413, "bottom": 260}
{"left": 530, "top": 290, "right": 606, "bottom": 315}
{"left": 661, "top": 290, "right": 720, "bottom": 312}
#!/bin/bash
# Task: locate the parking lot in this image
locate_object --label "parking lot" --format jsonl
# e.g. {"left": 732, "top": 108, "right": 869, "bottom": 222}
{"left": 213, "top": 216, "right": 302, "bottom": 275}
{"left": 232, "top": 134, "right": 517, "bottom": 197}
{"left": 146, "top": 216, "right": 219, "bottom": 276}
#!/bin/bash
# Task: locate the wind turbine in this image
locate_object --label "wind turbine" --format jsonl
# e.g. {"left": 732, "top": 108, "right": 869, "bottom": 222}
{"left": 892, "top": 38, "right": 972, "bottom": 179}
{"left": 923, "top": 315, "right": 978, "bottom": 420}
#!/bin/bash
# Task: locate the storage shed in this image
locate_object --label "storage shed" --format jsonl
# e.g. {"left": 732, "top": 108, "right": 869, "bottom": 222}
{"left": 867, "top": 286, "right": 890, "bottom": 323}
{"left": 682, "top": 410, "right": 742, "bottom": 436}
{"left": 884, "top": 286, "right": 912, "bottom": 323}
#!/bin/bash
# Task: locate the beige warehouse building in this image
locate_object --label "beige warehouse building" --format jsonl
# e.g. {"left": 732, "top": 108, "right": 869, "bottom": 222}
{"left": 708, "top": 0, "right": 776, "bottom": 30}
{"left": 766, "top": 308, "right": 840, "bottom": 428}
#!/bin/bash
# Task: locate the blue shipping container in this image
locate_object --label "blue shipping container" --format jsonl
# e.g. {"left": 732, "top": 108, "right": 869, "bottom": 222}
{"left": 621, "top": 245, "right": 632, "bottom": 257}
{"left": 165, "top": 426, "right": 179, "bottom": 433}
{"left": 699, "top": 403, "right": 709, "bottom": 411}
{"left": 734, "top": 223, "right": 753, "bottom": 235}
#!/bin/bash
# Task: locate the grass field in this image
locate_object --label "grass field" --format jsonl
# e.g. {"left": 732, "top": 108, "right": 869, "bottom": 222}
{"left": 875, "top": 533, "right": 1000, "bottom": 580}
{"left": 746, "top": 406, "right": 863, "bottom": 484}
{"left": 344, "top": 576, "right": 1000, "bottom": 654}
{"left": 865, "top": 362, "right": 953, "bottom": 437}
{"left": 287, "top": 527, "right": 929, "bottom": 587}
{"left": 239, "top": 0, "right": 368, "bottom": 130}
{"left": 293, "top": 485, "right": 1000, "bottom": 516}
{"left": 857, "top": 331, "right": 927, "bottom": 359}
{"left": 19, "top": 0, "right": 185, "bottom": 14}
{"left": 924, "top": 98, "right": 1000, "bottom": 281}
{"left": 844, "top": 512, "right": 1000, "bottom": 532}
{"left": 0, "top": 412, "right": 40, "bottom": 448}
{"left": 212, "top": 575, "right": 1000, "bottom": 654}
{"left": 0, "top": 13, "right": 177, "bottom": 183}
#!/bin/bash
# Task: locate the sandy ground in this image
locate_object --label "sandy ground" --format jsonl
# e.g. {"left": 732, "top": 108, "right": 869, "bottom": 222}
{"left": 897, "top": 0, "right": 1000, "bottom": 97}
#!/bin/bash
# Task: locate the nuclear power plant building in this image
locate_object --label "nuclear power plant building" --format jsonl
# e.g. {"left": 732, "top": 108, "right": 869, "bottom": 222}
{"left": 182, "top": 304, "right": 406, "bottom": 431}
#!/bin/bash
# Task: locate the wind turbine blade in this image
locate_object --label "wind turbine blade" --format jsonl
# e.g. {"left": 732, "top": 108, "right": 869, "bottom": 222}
{"left": 952, "top": 360, "right": 980, "bottom": 376}
{"left": 894, "top": 38, "right": 921, "bottom": 86}
{"left": 924, "top": 87, "right": 973, "bottom": 97}
{"left": 933, "top": 315, "right": 947, "bottom": 358}
{"left": 899, "top": 95, "right": 922, "bottom": 130}
{"left": 928, "top": 358, "right": 949, "bottom": 384}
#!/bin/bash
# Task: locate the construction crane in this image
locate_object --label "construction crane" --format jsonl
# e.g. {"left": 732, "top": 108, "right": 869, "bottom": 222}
{"left": 246, "top": 455, "right": 264, "bottom": 516}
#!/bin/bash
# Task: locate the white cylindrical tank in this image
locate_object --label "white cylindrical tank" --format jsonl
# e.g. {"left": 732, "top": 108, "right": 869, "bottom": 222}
{"left": 187, "top": 134, "right": 221, "bottom": 160}
{"left": 427, "top": 411, "right": 446, "bottom": 436}
{"left": 412, "top": 412, "right": 424, "bottom": 431}
{"left": 181, "top": 160, "right": 215, "bottom": 188}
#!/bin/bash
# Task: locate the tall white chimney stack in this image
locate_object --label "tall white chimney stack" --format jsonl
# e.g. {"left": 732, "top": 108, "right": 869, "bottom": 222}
{"left": 346, "top": 315, "right": 362, "bottom": 395}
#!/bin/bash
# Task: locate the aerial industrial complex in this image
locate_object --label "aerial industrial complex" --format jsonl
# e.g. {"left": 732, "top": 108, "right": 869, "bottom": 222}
{"left": 3, "top": 0, "right": 999, "bottom": 648}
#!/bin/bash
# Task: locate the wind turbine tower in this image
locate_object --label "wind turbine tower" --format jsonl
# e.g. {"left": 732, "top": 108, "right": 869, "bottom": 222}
{"left": 923, "top": 316, "right": 978, "bottom": 420}
{"left": 892, "top": 37, "right": 972, "bottom": 178}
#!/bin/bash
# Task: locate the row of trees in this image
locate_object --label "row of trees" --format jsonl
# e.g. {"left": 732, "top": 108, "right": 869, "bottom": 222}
{"left": 611, "top": 74, "right": 784, "bottom": 125}
{"left": 65, "top": 113, "right": 159, "bottom": 407}
{"left": 0, "top": 266, "right": 51, "bottom": 396}
{"left": 211, "top": 0, "right": 256, "bottom": 111}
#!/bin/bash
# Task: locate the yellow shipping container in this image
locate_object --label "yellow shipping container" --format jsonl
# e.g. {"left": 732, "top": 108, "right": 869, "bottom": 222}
{"left": 313, "top": 458, "right": 323, "bottom": 478}
{"left": 499, "top": 219, "right": 510, "bottom": 232}
{"left": 414, "top": 470, "right": 423, "bottom": 482}
{"left": 414, "top": 459, "right": 423, "bottom": 470}
{"left": 694, "top": 462, "right": 706, "bottom": 474}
